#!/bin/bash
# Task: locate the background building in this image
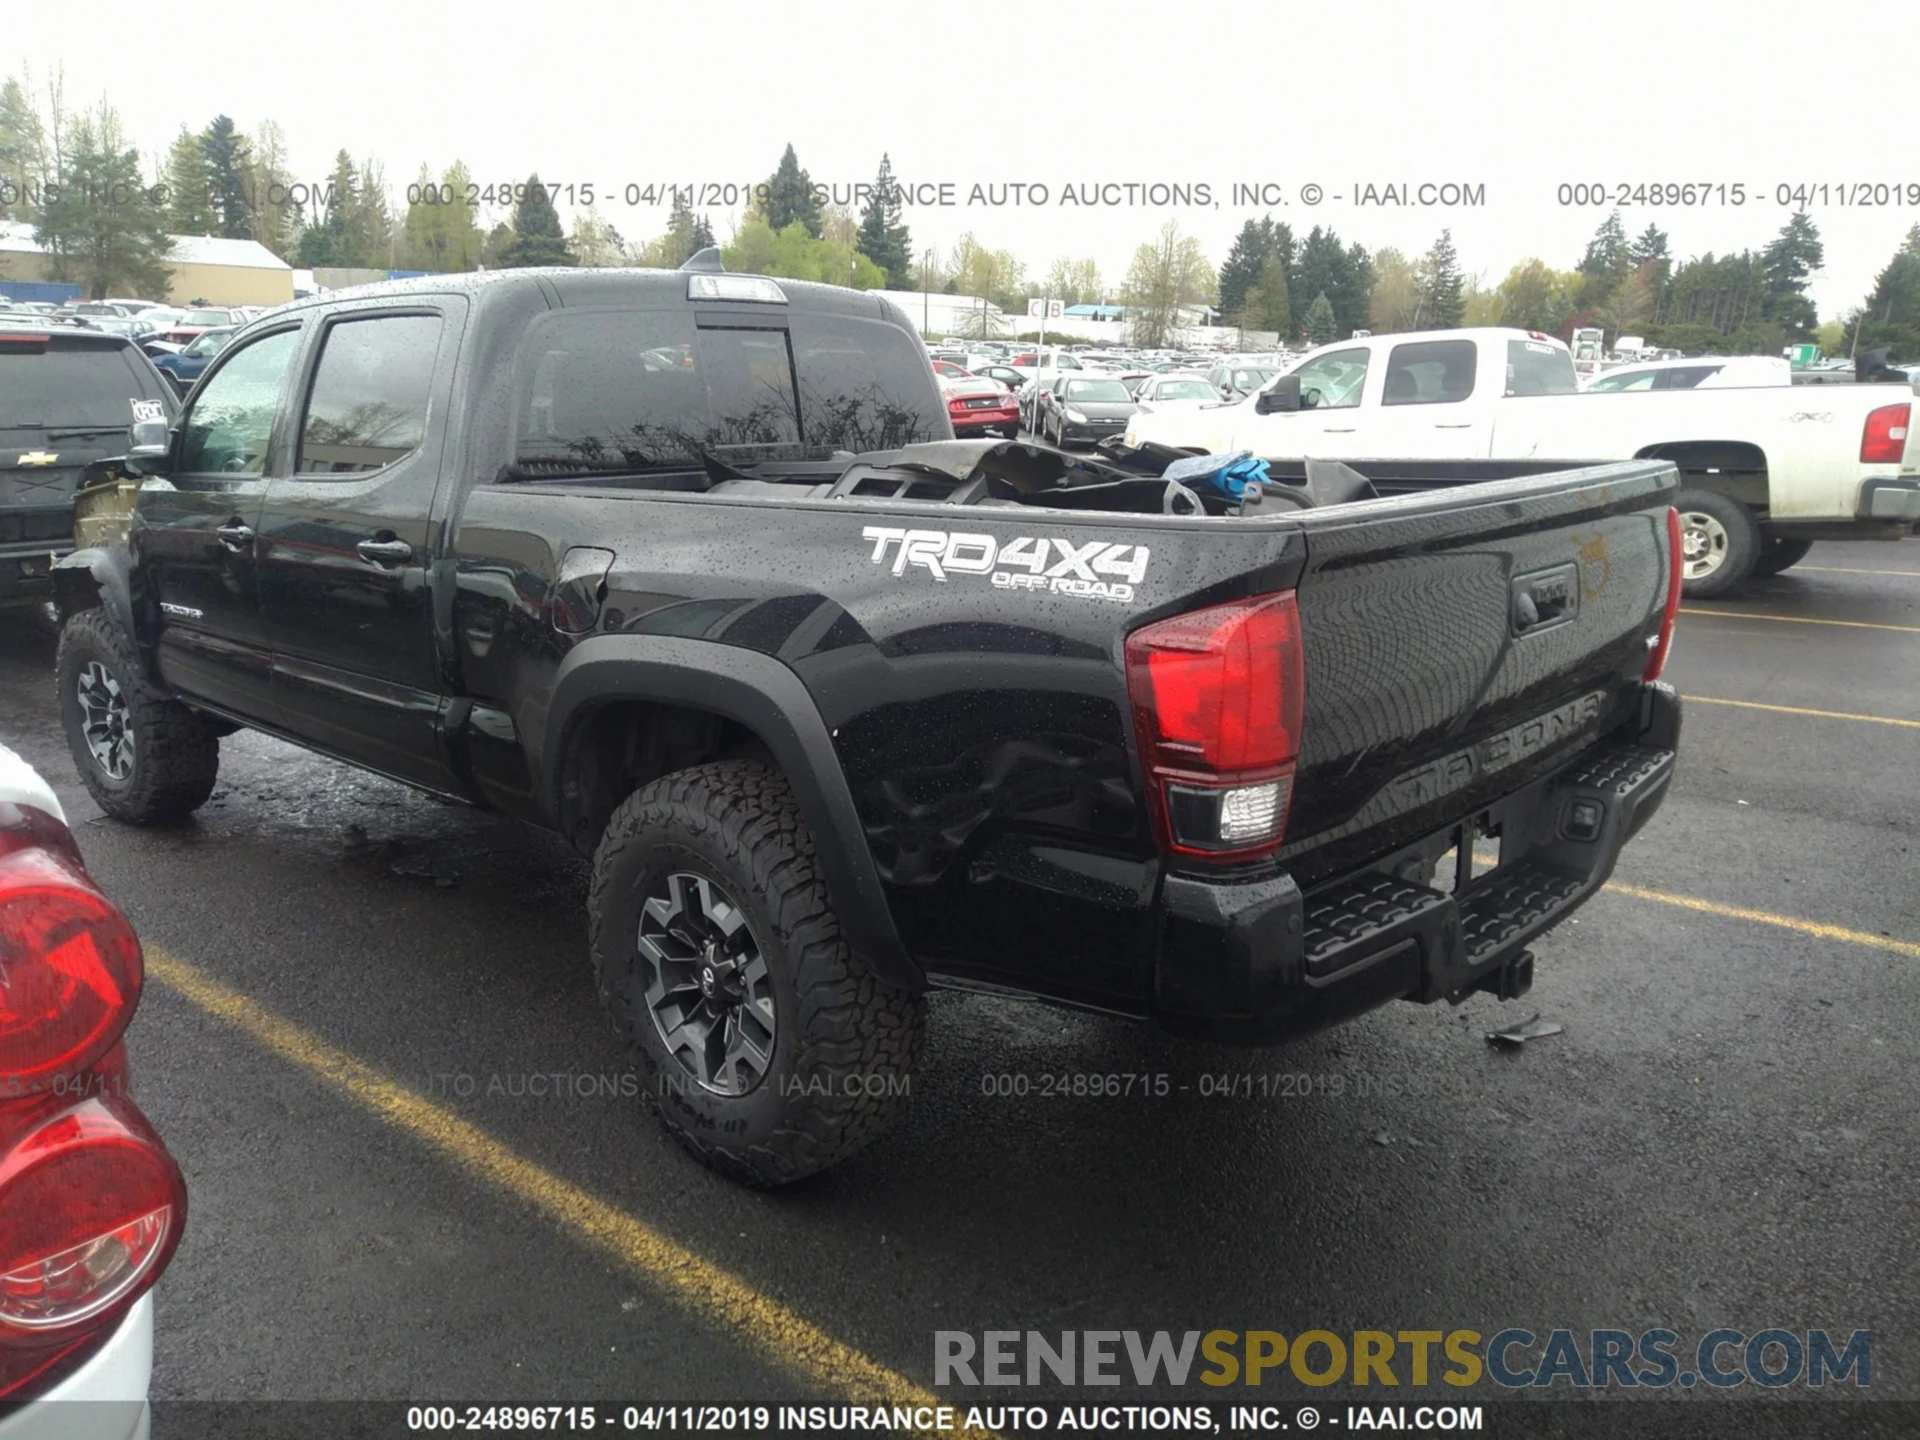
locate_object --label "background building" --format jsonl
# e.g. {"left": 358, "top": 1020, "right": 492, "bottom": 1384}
{"left": 0, "top": 222, "right": 294, "bottom": 305}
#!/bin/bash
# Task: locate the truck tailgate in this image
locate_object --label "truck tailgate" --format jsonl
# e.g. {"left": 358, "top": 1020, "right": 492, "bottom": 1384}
{"left": 1278, "top": 459, "right": 1676, "bottom": 888}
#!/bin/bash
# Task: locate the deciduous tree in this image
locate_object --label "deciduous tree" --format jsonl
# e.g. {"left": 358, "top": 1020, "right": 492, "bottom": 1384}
{"left": 34, "top": 104, "right": 171, "bottom": 299}
{"left": 1120, "top": 220, "right": 1215, "bottom": 347}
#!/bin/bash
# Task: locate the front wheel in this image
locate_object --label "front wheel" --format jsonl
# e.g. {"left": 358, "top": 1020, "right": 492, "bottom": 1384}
{"left": 1674, "top": 488, "right": 1761, "bottom": 598}
{"left": 1750, "top": 536, "right": 1815, "bottom": 578}
{"left": 589, "top": 761, "right": 925, "bottom": 1186}
{"left": 56, "top": 608, "right": 219, "bottom": 824}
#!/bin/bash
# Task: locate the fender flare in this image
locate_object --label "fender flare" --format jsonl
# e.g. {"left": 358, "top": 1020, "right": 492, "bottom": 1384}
{"left": 51, "top": 546, "right": 142, "bottom": 657}
{"left": 543, "top": 634, "right": 918, "bottom": 990}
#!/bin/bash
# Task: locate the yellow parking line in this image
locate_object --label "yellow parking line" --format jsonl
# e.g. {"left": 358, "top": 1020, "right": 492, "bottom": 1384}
{"left": 1794, "top": 566, "right": 1920, "bottom": 578}
{"left": 1689, "top": 696, "right": 1920, "bottom": 729}
{"left": 1606, "top": 885, "right": 1920, "bottom": 960}
{"left": 1678, "top": 608, "right": 1920, "bottom": 635}
{"left": 145, "top": 947, "right": 988, "bottom": 1439}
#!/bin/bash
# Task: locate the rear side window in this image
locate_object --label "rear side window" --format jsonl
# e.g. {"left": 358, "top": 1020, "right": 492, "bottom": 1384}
{"left": 298, "top": 315, "right": 442, "bottom": 475}
{"left": 1383, "top": 339, "right": 1478, "bottom": 405}
{"left": 1505, "top": 339, "right": 1578, "bottom": 396}
{"left": 1657, "top": 365, "right": 1721, "bottom": 389}
{"left": 0, "top": 341, "right": 172, "bottom": 428}
{"left": 513, "top": 309, "right": 942, "bottom": 470}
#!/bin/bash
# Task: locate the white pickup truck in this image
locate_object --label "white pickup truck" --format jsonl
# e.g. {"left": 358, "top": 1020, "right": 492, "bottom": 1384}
{"left": 1121, "top": 326, "right": 1920, "bottom": 594}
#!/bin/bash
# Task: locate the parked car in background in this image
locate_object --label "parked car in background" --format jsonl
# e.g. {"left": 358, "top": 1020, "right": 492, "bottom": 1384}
{"left": 1, "top": 324, "right": 178, "bottom": 618}
{"left": 1042, "top": 373, "right": 1139, "bottom": 448}
{"left": 0, "top": 744, "right": 186, "bottom": 1437}
{"left": 1583, "top": 356, "right": 1792, "bottom": 391}
{"left": 161, "top": 307, "right": 245, "bottom": 345}
{"left": 971, "top": 363, "right": 1028, "bottom": 393}
{"left": 1206, "top": 361, "right": 1280, "bottom": 401}
{"left": 150, "top": 326, "right": 236, "bottom": 391}
{"left": 1132, "top": 372, "right": 1226, "bottom": 414}
{"left": 941, "top": 376, "right": 1021, "bottom": 438}
{"left": 1125, "top": 326, "right": 1920, "bottom": 595}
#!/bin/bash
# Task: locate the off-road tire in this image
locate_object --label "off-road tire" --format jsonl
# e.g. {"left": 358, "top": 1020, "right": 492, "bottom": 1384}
{"left": 589, "top": 760, "right": 925, "bottom": 1186}
{"left": 1750, "top": 536, "right": 1815, "bottom": 578}
{"left": 1675, "top": 487, "right": 1760, "bottom": 598}
{"left": 56, "top": 608, "right": 219, "bottom": 824}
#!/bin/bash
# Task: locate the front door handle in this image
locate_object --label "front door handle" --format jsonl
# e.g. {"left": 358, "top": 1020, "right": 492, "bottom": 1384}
{"left": 356, "top": 537, "right": 414, "bottom": 565}
{"left": 216, "top": 521, "right": 254, "bottom": 551}
{"left": 1324, "top": 426, "right": 1358, "bottom": 434}
{"left": 1434, "top": 422, "right": 1476, "bottom": 429}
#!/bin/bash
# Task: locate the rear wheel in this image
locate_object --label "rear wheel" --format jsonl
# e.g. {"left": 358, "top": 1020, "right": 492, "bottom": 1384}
{"left": 1674, "top": 488, "right": 1760, "bottom": 597}
{"left": 1750, "top": 536, "right": 1815, "bottom": 577}
{"left": 56, "top": 608, "right": 219, "bottom": 824}
{"left": 589, "top": 761, "right": 925, "bottom": 1186}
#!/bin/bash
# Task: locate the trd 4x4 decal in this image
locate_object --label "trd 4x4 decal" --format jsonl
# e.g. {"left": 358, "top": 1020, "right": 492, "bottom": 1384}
{"left": 860, "top": 527, "right": 1150, "bottom": 603}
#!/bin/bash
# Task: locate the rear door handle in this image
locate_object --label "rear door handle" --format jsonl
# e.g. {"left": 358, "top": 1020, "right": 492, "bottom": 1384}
{"left": 1324, "top": 426, "right": 1358, "bottom": 434}
{"left": 1435, "top": 423, "right": 1476, "bottom": 429}
{"left": 356, "top": 537, "right": 414, "bottom": 565}
{"left": 215, "top": 521, "right": 254, "bottom": 550}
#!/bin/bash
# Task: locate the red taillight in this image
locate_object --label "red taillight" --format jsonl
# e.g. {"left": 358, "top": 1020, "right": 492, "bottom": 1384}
{"left": 1644, "top": 506, "right": 1683, "bottom": 682}
{"left": 0, "top": 1098, "right": 186, "bottom": 1397}
{"left": 1861, "top": 403, "right": 1911, "bottom": 465}
{"left": 1125, "top": 592, "right": 1305, "bottom": 860}
{"left": 0, "top": 844, "right": 143, "bottom": 1094}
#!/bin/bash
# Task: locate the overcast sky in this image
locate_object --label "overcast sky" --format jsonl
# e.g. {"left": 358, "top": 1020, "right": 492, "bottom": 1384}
{"left": 14, "top": 1, "right": 1914, "bottom": 318}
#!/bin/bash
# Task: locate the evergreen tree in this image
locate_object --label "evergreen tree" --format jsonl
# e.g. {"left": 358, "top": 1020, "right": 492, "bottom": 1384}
{"left": 690, "top": 212, "right": 715, "bottom": 251}
{"left": 0, "top": 77, "right": 45, "bottom": 220}
{"left": 35, "top": 108, "right": 172, "bottom": 299}
{"left": 1217, "top": 217, "right": 1269, "bottom": 318}
{"left": 1290, "top": 227, "right": 1369, "bottom": 338}
{"left": 1760, "top": 212, "right": 1823, "bottom": 334}
{"left": 855, "top": 153, "right": 912, "bottom": 287}
{"left": 500, "top": 172, "right": 576, "bottom": 267}
{"left": 201, "top": 114, "right": 251, "bottom": 239}
{"left": 661, "top": 189, "right": 699, "bottom": 268}
{"left": 1419, "top": 228, "right": 1465, "bottom": 328}
{"left": 764, "top": 144, "right": 821, "bottom": 238}
{"left": 1627, "top": 223, "right": 1668, "bottom": 267}
{"left": 1241, "top": 254, "right": 1291, "bottom": 336}
{"left": 163, "top": 128, "right": 216, "bottom": 235}
{"left": 1301, "top": 291, "right": 1338, "bottom": 346}
{"left": 1578, "top": 211, "right": 1632, "bottom": 303}
{"left": 1847, "top": 225, "right": 1920, "bottom": 357}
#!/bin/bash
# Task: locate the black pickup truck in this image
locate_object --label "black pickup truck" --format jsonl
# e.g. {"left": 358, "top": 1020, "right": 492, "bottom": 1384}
{"left": 51, "top": 259, "right": 1683, "bottom": 1185}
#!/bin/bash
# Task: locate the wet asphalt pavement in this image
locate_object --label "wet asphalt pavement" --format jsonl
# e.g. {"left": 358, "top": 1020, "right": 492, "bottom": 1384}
{"left": 1, "top": 542, "right": 1916, "bottom": 1435}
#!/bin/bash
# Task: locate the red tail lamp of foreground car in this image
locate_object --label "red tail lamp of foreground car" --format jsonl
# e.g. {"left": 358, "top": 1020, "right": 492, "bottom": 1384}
{"left": 1125, "top": 592, "right": 1306, "bottom": 861}
{"left": 0, "top": 809, "right": 187, "bottom": 1399}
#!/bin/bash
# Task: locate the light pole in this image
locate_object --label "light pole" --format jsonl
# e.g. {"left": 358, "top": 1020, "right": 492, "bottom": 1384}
{"left": 922, "top": 247, "right": 936, "bottom": 336}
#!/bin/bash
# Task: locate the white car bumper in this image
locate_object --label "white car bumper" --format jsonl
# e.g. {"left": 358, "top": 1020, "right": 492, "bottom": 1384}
{"left": 0, "top": 1297, "right": 152, "bottom": 1440}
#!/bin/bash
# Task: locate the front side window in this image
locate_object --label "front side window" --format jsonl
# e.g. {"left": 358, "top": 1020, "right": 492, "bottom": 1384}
{"left": 298, "top": 315, "right": 442, "bottom": 475}
{"left": 177, "top": 328, "right": 299, "bottom": 475}
{"left": 1291, "top": 347, "right": 1369, "bottom": 409}
{"left": 1382, "top": 339, "right": 1478, "bottom": 406}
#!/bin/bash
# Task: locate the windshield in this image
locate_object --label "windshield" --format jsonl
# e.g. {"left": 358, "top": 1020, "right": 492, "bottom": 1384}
{"left": 1506, "top": 339, "right": 1579, "bottom": 396}
{"left": 1155, "top": 379, "right": 1216, "bottom": 400}
{"left": 1065, "top": 379, "right": 1131, "bottom": 402}
{"left": 0, "top": 342, "right": 171, "bottom": 427}
{"left": 513, "top": 308, "right": 945, "bottom": 470}
{"left": 181, "top": 310, "right": 231, "bottom": 326}
{"left": 185, "top": 329, "right": 235, "bottom": 358}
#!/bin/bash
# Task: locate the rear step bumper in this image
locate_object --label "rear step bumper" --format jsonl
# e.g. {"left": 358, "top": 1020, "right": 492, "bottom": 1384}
{"left": 1152, "top": 684, "right": 1680, "bottom": 1043}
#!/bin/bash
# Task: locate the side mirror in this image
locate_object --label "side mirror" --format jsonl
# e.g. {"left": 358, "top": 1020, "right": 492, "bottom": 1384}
{"left": 125, "top": 416, "right": 172, "bottom": 477}
{"left": 1254, "top": 377, "right": 1302, "bottom": 415}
